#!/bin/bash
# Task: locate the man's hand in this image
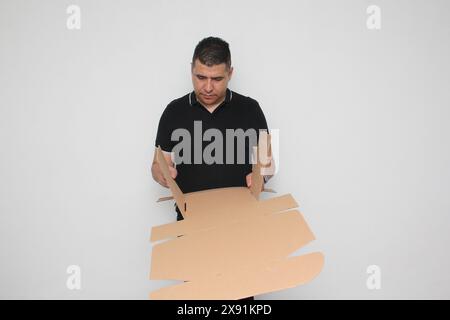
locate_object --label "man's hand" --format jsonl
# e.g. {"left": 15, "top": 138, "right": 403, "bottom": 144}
{"left": 151, "top": 148, "right": 177, "bottom": 188}
{"left": 152, "top": 162, "right": 177, "bottom": 188}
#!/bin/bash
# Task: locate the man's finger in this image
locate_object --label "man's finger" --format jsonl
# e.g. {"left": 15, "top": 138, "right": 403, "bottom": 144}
{"left": 159, "top": 177, "right": 169, "bottom": 188}
{"left": 246, "top": 174, "right": 252, "bottom": 187}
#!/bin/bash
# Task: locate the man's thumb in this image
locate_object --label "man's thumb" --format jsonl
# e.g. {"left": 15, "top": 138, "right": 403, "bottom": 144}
{"left": 169, "top": 166, "right": 178, "bottom": 179}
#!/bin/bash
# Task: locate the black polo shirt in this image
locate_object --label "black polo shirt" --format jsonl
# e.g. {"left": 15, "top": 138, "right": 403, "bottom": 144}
{"left": 155, "top": 88, "right": 268, "bottom": 218}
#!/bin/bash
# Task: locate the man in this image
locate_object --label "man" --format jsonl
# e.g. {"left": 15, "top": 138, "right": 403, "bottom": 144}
{"left": 151, "top": 36, "right": 272, "bottom": 300}
{"left": 151, "top": 36, "right": 272, "bottom": 221}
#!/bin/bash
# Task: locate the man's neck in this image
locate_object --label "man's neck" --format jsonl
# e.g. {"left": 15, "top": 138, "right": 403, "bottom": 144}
{"left": 197, "top": 95, "right": 226, "bottom": 114}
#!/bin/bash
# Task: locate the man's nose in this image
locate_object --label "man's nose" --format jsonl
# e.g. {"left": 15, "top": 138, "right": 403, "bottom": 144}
{"left": 205, "top": 79, "right": 213, "bottom": 93}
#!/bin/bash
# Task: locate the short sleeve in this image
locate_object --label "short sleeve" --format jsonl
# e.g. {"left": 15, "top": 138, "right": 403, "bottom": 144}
{"left": 252, "top": 100, "right": 269, "bottom": 139}
{"left": 155, "top": 103, "right": 176, "bottom": 152}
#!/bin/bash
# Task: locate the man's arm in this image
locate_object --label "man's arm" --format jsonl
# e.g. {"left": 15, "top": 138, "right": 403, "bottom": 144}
{"left": 153, "top": 101, "right": 178, "bottom": 187}
{"left": 151, "top": 147, "right": 177, "bottom": 188}
{"left": 246, "top": 129, "right": 276, "bottom": 189}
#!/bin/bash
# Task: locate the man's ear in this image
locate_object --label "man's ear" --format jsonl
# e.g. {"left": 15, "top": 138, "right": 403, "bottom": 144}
{"left": 228, "top": 66, "right": 234, "bottom": 79}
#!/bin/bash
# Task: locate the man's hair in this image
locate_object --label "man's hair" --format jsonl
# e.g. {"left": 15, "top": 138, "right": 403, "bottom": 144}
{"left": 192, "top": 36, "right": 231, "bottom": 69}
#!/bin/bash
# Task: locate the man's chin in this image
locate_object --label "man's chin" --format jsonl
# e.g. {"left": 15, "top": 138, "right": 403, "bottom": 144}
{"left": 200, "top": 97, "right": 219, "bottom": 107}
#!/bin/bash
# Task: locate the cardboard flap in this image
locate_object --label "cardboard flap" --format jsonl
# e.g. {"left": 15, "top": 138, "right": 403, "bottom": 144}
{"left": 151, "top": 190, "right": 298, "bottom": 242}
{"left": 150, "top": 209, "right": 315, "bottom": 281}
{"left": 156, "top": 196, "right": 174, "bottom": 202}
{"left": 250, "top": 131, "right": 271, "bottom": 199}
{"left": 150, "top": 252, "right": 325, "bottom": 300}
{"left": 156, "top": 146, "right": 186, "bottom": 217}
{"left": 151, "top": 220, "right": 190, "bottom": 243}
{"left": 257, "top": 194, "right": 299, "bottom": 214}
{"left": 250, "top": 159, "right": 264, "bottom": 199}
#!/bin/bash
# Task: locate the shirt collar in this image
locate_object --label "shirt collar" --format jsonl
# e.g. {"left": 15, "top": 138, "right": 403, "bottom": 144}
{"left": 189, "top": 88, "right": 233, "bottom": 108}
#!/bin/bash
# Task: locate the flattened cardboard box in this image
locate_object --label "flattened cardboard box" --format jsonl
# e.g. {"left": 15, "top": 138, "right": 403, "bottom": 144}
{"left": 149, "top": 132, "right": 324, "bottom": 299}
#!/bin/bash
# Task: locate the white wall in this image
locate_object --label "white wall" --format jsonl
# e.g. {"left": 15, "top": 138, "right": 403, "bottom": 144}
{"left": 1, "top": 0, "right": 449, "bottom": 299}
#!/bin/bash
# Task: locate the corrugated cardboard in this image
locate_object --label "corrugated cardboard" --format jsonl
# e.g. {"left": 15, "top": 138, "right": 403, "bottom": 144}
{"left": 149, "top": 132, "right": 324, "bottom": 299}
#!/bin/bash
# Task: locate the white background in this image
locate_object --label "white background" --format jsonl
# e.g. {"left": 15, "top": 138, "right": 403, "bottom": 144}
{"left": 1, "top": 0, "right": 449, "bottom": 299}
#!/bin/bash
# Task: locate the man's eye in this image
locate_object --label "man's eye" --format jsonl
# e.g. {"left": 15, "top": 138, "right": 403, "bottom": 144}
{"left": 197, "top": 76, "right": 206, "bottom": 80}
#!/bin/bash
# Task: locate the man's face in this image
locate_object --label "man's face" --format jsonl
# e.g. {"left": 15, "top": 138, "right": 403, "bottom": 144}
{"left": 191, "top": 59, "right": 233, "bottom": 108}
